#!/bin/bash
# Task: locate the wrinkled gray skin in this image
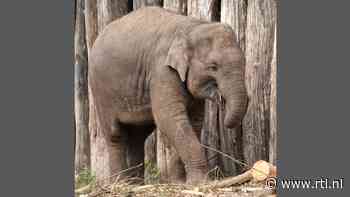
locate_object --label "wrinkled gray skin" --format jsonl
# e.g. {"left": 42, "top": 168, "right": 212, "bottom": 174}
{"left": 89, "top": 7, "right": 247, "bottom": 184}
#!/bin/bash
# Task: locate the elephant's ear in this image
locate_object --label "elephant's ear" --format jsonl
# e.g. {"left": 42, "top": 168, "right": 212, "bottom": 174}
{"left": 165, "top": 35, "right": 190, "bottom": 82}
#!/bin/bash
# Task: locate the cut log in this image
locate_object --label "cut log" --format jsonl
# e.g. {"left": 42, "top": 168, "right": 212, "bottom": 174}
{"left": 203, "top": 160, "right": 276, "bottom": 189}
{"left": 251, "top": 160, "right": 277, "bottom": 181}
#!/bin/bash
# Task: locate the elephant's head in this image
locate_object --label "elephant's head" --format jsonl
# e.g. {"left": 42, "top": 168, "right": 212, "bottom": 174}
{"left": 166, "top": 23, "right": 248, "bottom": 128}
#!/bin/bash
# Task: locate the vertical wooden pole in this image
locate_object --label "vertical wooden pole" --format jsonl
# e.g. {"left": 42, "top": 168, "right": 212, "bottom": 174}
{"left": 164, "top": 0, "right": 187, "bottom": 15}
{"left": 97, "top": 0, "right": 128, "bottom": 33}
{"left": 133, "top": 0, "right": 162, "bottom": 10}
{"left": 74, "top": 0, "right": 90, "bottom": 172}
{"left": 243, "top": 0, "right": 277, "bottom": 166}
{"left": 221, "top": 0, "right": 247, "bottom": 52}
{"left": 269, "top": 24, "right": 277, "bottom": 165}
{"left": 85, "top": 0, "right": 98, "bottom": 56}
{"left": 187, "top": 0, "right": 217, "bottom": 20}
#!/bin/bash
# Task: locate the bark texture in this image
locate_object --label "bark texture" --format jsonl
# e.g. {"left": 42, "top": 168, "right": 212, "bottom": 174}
{"left": 221, "top": 0, "right": 247, "bottom": 52}
{"left": 144, "top": 132, "right": 157, "bottom": 184}
{"left": 84, "top": 0, "right": 98, "bottom": 55}
{"left": 187, "top": 0, "right": 216, "bottom": 20}
{"left": 97, "top": 0, "right": 128, "bottom": 33}
{"left": 269, "top": 24, "right": 277, "bottom": 165}
{"left": 243, "top": 0, "right": 277, "bottom": 166}
{"left": 74, "top": 0, "right": 90, "bottom": 172}
{"left": 163, "top": 0, "right": 187, "bottom": 15}
{"left": 133, "top": 0, "right": 162, "bottom": 10}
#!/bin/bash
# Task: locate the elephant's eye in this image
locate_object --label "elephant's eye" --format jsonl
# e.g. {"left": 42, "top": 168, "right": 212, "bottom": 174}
{"left": 207, "top": 63, "right": 218, "bottom": 72}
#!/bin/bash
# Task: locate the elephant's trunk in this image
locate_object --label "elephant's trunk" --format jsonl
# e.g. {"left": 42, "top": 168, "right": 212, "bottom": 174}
{"left": 219, "top": 72, "right": 248, "bottom": 128}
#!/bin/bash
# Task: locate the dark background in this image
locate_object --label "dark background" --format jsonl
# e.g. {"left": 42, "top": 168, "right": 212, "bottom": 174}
{"left": 0, "top": 0, "right": 348, "bottom": 196}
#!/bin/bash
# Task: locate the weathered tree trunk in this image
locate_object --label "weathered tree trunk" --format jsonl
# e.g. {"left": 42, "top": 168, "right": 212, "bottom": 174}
{"left": 144, "top": 132, "right": 157, "bottom": 184}
{"left": 85, "top": 0, "right": 98, "bottom": 56}
{"left": 97, "top": 0, "right": 128, "bottom": 33}
{"left": 74, "top": 0, "right": 90, "bottom": 172}
{"left": 187, "top": 0, "right": 219, "bottom": 21}
{"left": 243, "top": 0, "right": 277, "bottom": 166}
{"left": 163, "top": 0, "right": 187, "bottom": 15}
{"left": 221, "top": 0, "right": 247, "bottom": 52}
{"left": 89, "top": 0, "right": 129, "bottom": 181}
{"left": 201, "top": 98, "right": 220, "bottom": 173}
{"left": 218, "top": 0, "right": 247, "bottom": 176}
{"left": 133, "top": 0, "right": 162, "bottom": 10}
{"left": 269, "top": 24, "right": 277, "bottom": 165}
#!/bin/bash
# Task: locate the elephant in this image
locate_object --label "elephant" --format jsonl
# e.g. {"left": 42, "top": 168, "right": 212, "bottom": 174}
{"left": 89, "top": 6, "right": 248, "bottom": 185}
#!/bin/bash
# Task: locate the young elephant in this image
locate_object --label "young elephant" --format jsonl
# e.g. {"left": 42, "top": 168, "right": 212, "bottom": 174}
{"left": 89, "top": 7, "right": 247, "bottom": 184}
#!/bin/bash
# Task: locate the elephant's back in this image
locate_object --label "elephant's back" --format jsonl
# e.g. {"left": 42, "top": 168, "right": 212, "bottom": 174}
{"left": 89, "top": 7, "right": 196, "bottom": 87}
{"left": 90, "top": 7, "right": 182, "bottom": 70}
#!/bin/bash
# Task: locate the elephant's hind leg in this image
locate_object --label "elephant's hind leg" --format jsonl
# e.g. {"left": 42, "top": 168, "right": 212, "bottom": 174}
{"left": 90, "top": 116, "right": 128, "bottom": 184}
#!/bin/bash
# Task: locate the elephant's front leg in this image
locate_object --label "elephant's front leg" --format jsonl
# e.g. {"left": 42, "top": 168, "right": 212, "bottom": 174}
{"left": 150, "top": 70, "right": 208, "bottom": 185}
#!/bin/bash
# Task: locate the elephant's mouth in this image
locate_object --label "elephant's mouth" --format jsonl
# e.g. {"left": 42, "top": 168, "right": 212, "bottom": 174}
{"left": 202, "top": 81, "right": 227, "bottom": 107}
{"left": 202, "top": 81, "right": 219, "bottom": 101}
{"left": 207, "top": 90, "right": 225, "bottom": 106}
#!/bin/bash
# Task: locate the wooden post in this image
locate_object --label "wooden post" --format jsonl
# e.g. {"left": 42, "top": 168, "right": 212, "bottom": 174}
{"left": 243, "top": 0, "right": 277, "bottom": 166}
{"left": 187, "top": 0, "right": 217, "bottom": 20}
{"left": 163, "top": 0, "right": 187, "bottom": 15}
{"left": 221, "top": 0, "right": 247, "bottom": 52}
{"left": 74, "top": 0, "right": 90, "bottom": 172}
{"left": 269, "top": 24, "right": 277, "bottom": 165}
{"left": 84, "top": 0, "right": 98, "bottom": 56}
{"left": 144, "top": 132, "right": 157, "bottom": 184}
{"left": 97, "top": 0, "right": 128, "bottom": 33}
{"left": 201, "top": 98, "right": 220, "bottom": 173}
{"left": 133, "top": 0, "right": 162, "bottom": 10}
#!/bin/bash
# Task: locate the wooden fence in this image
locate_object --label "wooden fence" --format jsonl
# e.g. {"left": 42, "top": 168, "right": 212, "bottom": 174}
{"left": 74, "top": 0, "right": 277, "bottom": 181}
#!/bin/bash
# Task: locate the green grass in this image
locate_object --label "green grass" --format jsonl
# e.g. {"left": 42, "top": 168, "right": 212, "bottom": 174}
{"left": 75, "top": 168, "right": 96, "bottom": 189}
{"left": 144, "top": 160, "right": 160, "bottom": 184}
